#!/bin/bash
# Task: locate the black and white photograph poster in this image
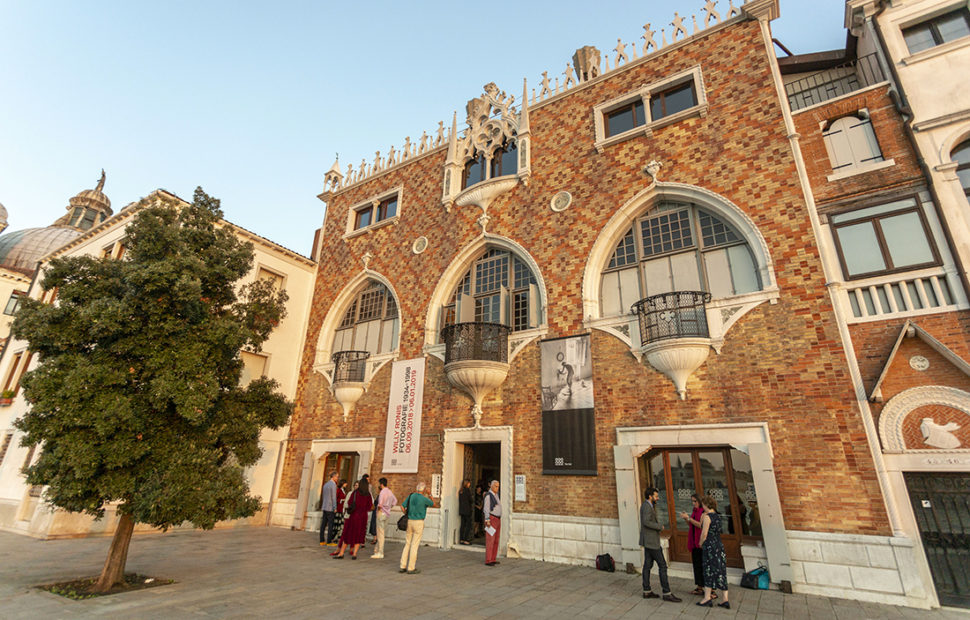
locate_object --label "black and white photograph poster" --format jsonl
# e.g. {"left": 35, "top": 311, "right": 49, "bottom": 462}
{"left": 540, "top": 334, "right": 597, "bottom": 475}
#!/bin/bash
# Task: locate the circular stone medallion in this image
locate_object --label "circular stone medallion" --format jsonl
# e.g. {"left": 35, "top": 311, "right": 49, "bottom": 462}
{"left": 411, "top": 236, "right": 429, "bottom": 254}
{"left": 909, "top": 355, "right": 930, "bottom": 371}
{"left": 550, "top": 191, "right": 572, "bottom": 212}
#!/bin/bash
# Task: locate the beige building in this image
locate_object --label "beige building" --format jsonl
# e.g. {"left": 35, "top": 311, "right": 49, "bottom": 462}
{"left": 0, "top": 181, "right": 316, "bottom": 538}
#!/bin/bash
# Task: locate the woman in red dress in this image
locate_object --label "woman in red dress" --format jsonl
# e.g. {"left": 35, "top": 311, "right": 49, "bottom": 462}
{"left": 334, "top": 476, "right": 373, "bottom": 559}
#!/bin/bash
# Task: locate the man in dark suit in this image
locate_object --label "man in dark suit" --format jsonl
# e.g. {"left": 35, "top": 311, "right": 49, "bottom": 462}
{"left": 640, "top": 487, "right": 681, "bottom": 602}
{"left": 458, "top": 479, "right": 473, "bottom": 544}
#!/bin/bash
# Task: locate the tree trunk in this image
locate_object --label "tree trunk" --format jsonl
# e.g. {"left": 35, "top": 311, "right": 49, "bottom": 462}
{"left": 92, "top": 512, "right": 135, "bottom": 593}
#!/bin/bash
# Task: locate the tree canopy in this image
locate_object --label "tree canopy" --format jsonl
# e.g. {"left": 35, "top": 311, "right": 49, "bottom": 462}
{"left": 13, "top": 188, "right": 292, "bottom": 589}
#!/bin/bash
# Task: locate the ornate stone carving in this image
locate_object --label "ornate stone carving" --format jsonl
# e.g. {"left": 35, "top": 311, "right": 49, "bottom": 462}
{"left": 641, "top": 337, "right": 712, "bottom": 400}
{"left": 879, "top": 386, "right": 970, "bottom": 452}
{"left": 645, "top": 160, "right": 663, "bottom": 183}
{"left": 412, "top": 236, "right": 428, "bottom": 255}
{"left": 920, "top": 418, "right": 962, "bottom": 449}
{"left": 572, "top": 46, "right": 601, "bottom": 82}
{"left": 463, "top": 82, "right": 518, "bottom": 162}
{"left": 551, "top": 191, "right": 572, "bottom": 212}
{"left": 720, "top": 305, "right": 741, "bottom": 323}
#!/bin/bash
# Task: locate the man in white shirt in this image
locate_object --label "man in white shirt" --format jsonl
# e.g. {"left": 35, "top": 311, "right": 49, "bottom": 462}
{"left": 371, "top": 477, "right": 397, "bottom": 559}
{"left": 483, "top": 479, "right": 502, "bottom": 566}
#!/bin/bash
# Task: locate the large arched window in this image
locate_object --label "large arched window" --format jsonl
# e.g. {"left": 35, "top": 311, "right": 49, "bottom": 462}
{"left": 332, "top": 281, "right": 399, "bottom": 355}
{"left": 953, "top": 139, "right": 970, "bottom": 203}
{"left": 440, "top": 248, "right": 539, "bottom": 334}
{"left": 600, "top": 201, "right": 761, "bottom": 316}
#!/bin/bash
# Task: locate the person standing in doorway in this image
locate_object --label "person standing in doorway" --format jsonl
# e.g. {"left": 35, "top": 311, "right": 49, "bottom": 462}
{"left": 680, "top": 493, "right": 707, "bottom": 595}
{"left": 319, "top": 471, "right": 339, "bottom": 547}
{"left": 371, "top": 477, "right": 397, "bottom": 559}
{"left": 640, "top": 487, "right": 681, "bottom": 602}
{"left": 458, "top": 479, "right": 473, "bottom": 545}
{"left": 483, "top": 479, "right": 503, "bottom": 566}
{"left": 399, "top": 482, "right": 437, "bottom": 574}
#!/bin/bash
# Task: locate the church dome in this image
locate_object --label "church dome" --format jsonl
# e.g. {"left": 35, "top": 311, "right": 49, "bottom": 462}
{"left": 0, "top": 170, "right": 112, "bottom": 276}
{"left": 0, "top": 227, "right": 83, "bottom": 275}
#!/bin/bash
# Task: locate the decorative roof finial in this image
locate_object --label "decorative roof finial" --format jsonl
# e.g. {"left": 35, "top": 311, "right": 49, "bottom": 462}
{"left": 95, "top": 169, "right": 106, "bottom": 193}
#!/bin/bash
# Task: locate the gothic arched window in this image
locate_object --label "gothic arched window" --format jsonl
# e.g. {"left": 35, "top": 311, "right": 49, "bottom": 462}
{"left": 332, "top": 281, "right": 399, "bottom": 355}
{"left": 600, "top": 201, "right": 761, "bottom": 316}
{"left": 952, "top": 139, "right": 970, "bottom": 204}
{"left": 440, "top": 248, "right": 539, "bottom": 333}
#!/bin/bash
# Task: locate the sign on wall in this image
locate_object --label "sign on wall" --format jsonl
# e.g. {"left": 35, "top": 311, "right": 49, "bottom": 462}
{"left": 540, "top": 334, "right": 597, "bottom": 475}
{"left": 382, "top": 357, "right": 425, "bottom": 473}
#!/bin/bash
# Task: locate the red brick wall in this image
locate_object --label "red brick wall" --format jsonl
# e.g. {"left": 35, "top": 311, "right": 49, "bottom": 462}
{"left": 282, "top": 21, "right": 892, "bottom": 536}
{"left": 792, "top": 87, "right": 923, "bottom": 210}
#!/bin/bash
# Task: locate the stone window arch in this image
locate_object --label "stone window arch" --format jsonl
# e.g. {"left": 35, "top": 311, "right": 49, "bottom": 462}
{"left": 332, "top": 280, "right": 399, "bottom": 355}
{"left": 822, "top": 113, "right": 884, "bottom": 172}
{"left": 951, "top": 138, "right": 970, "bottom": 204}
{"left": 599, "top": 200, "right": 762, "bottom": 317}
{"left": 879, "top": 385, "right": 970, "bottom": 453}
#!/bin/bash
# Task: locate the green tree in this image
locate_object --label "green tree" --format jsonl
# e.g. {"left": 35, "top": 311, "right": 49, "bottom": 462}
{"left": 13, "top": 188, "right": 292, "bottom": 592}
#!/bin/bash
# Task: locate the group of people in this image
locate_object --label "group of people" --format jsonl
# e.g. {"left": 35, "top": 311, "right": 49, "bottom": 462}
{"left": 318, "top": 472, "right": 505, "bottom": 573}
{"left": 640, "top": 487, "right": 730, "bottom": 609}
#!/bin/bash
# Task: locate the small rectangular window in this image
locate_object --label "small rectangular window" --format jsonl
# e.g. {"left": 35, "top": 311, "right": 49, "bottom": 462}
{"left": 257, "top": 267, "right": 285, "bottom": 291}
{"left": 831, "top": 197, "right": 939, "bottom": 279}
{"left": 354, "top": 206, "right": 373, "bottom": 229}
{"left": 3, "top": 352, "right": 23, "bottom": 393}
{"left": 605, "top": 100, "right": 645, "bottom": 137}
{"left": 0, "top": 432, "right": 12, "bottom": 467}
{"left": 3, "top": 292, "right": 23, "bottom": 316}
{"left": 650, "top": 81, "right": 697, "bottom": 121}
{"left": 350, "top": 191, "right": 400, "bottom": 232}
{"left": 903, "top": 8, "right": 970, "bottom": 53}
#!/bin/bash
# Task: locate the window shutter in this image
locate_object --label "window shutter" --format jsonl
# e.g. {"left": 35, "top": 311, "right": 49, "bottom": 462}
{"left": 458, "top": 293, "right": 475, "bottom": 322}
{"left": 499, "top": 286, "right": 509, "bottom": 325}
{"left": 528, "top": 283, "right": 540, "bottom": 327}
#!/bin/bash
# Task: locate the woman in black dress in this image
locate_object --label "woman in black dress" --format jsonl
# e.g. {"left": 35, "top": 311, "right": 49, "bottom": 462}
{"left": 697, "top": 495, "right": 730, "bottom": 609}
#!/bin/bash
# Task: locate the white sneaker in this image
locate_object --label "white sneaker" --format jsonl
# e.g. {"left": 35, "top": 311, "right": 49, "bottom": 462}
{"left": 371, "top": 554, "right": 383, "bottom": 559}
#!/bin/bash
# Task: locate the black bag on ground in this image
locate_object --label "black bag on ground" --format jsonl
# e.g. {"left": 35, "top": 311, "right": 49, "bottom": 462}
{"left": 595, "top": 553, "right": 615, "bottom": 572}
{"left": 740, "top": 565, "right": 770, "bottom": 590}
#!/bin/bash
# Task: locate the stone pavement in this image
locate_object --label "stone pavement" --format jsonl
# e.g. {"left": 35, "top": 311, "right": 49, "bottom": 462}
{"left": 0, "top": 527, "right": 965, "bottom": 619}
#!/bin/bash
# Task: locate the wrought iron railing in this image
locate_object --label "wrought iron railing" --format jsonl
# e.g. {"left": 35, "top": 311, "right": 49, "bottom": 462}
{"left": 785, "top": 53, "right": 885, "bottom": 112}
{"left": 632, "top": 291, "right": 711, "bottom": 345}
{"left": 441, "top": 322, "right": 510, "bottom": 364}
{"left": 331, "top": 350, "right": 369, "bottom": 383}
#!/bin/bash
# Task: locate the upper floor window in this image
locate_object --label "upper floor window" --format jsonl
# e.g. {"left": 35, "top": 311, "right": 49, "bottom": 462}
{"left": 830, "top": 196, "right": 940, "bottom": 279}
{"left": 440, "top": 248, "right": 539, "bottom": 334}
{"left": 600, "top": 202, "right": 761, "bottom": 316}
{"left": 257, "top": 267, "right": 285, "bottom": 291}
{"left": 462, "top": 140, "right": 518, "bottom": 189}
{"left": 903, "top": 7, "right": 970, "bottom": 54}
{"left": 354, "top": 195, "right": 398, "bottom": 230}
{"left": 333, "top": 281, "right": 399, "bottom": 355}
{"left": 3, "top": 292, "right": 23, "bottom": 316}
{"left": 953, "top": 139, "right": 970, "bottom": 202}
{"left": 595, "top": 66, "right": 707, "bottom": 148}
{"left": 68, "top": 207, "right": 105, "bottom": 231}
{"left": 823, "top": 114, "right": 884, "bottom": 172}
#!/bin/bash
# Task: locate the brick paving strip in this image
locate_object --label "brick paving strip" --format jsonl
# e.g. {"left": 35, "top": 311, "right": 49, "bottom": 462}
{"left": 0, "top": 528, "right": 964, "bottom": 619}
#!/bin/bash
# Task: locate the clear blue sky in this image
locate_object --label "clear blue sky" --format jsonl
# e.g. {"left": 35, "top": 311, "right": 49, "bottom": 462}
{"left": 0, "top": 0, "right": 848, "bottom": 257}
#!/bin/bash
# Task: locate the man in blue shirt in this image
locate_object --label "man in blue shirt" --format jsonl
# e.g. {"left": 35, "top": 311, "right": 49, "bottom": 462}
{"left": 399, "top": 482, "right": 437, "bottom": 574}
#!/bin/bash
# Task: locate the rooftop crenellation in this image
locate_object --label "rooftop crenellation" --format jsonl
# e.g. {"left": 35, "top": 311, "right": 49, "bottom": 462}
{"left": 322, "top": 0, "right": 744, "bottom": 197}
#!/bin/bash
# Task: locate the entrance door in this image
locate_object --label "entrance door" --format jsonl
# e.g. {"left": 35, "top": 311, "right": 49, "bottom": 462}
{"left": 318, "top": 452, "right": 358, "bottom": 509}
{"left": 639, "top": 447, "right": 762, "bottom": 568}
{"left": 463, "top": 442, "right": 500, "bottom": 547}
{"left": 904, "top": 473, "right": 970, "bottom": 608}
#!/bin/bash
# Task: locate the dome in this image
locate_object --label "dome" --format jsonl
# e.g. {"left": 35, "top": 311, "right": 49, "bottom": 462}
{"left": 0, "top": 227, "right": 82, "bottom": 275}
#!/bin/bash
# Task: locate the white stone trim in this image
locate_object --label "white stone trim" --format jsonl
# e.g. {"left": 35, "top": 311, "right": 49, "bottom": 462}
{"left": 440, "top": 426, "right": 513, "bottom": 554}
{"left": 937, "top": 122, "right": 970, "bottom": 166}
{"left": 826, "top": 158, "right": 897, "bottom": 182}
{"left": 422, "top": 233, "right": 548, "bottom": 348}
{"left": 878, "top": 385, "right": 970, "bottom": 453}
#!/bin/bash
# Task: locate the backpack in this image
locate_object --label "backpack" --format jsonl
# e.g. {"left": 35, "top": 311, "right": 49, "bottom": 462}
{"left": 740, "top": 564, "right": 770, "bottom": 590}
{"left": 595, "top": 553, "right": 615, "bottom": 572}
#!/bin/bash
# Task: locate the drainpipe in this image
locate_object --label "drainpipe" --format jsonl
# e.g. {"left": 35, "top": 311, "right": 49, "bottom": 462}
{"left": 867, "top": 5, "right": 970, "bottom": 299}
{"left": 753, "top": 14, "right": 904, "bottom": 535}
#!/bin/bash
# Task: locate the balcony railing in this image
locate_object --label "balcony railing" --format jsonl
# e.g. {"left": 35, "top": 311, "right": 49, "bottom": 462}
{"left": 331, "top": 350, "right": 370, "bottom": 383}
{"left": 786, "top": 53, "right": 885, "bottom": 112}
{"left": 842, "top": 271, "right": 959, "bottom": 322}
{"left": 441, "top": 322, "right": 509, "bottom": 364}
{"left": 632, "top": 291, "right": 712, "bottom": 345}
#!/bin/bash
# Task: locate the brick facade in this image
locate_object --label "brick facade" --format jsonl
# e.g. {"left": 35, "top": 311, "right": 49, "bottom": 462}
{"left": 281, "top": 18, "right": 893, "bottom": 538}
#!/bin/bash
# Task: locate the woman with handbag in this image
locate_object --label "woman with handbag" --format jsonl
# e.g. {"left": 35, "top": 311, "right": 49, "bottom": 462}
{"left": 334, "top": 476, "right": 373, "bottom": 559}
{"left": 696, "top": 495, "right": 730, "bottom": 609}
{"left": 679, "top": 493, "right": 709, "bottom": 596}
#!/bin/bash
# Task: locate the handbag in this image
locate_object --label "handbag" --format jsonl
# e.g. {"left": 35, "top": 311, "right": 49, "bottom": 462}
{"left": 397, "top": 494, "right": 412, "bottom": 531}
{"left": 740, "top": 564, "right": 770, "bottom": 590}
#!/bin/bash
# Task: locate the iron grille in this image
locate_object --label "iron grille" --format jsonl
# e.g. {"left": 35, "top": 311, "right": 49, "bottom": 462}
{"left": 632, "top": 291, "right": 711, "bottom": 345}
{"left": 785, "top": 53, "right": 885, "bottom": 112}
{"left": 331, "top": 350, "right": 369, "bottom": 383}
{"left": 441, "top": 322, "right": 509, "bottom": 364}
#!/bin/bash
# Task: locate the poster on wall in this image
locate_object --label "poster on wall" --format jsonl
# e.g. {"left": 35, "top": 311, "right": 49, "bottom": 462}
{"left": 540, "top": 334, "right": 597, "bottom": 475}
{"left": 381, "top": 357, "right": 425, "bottom": 473}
